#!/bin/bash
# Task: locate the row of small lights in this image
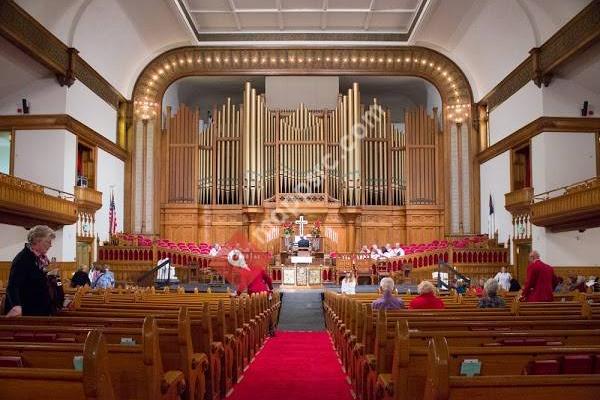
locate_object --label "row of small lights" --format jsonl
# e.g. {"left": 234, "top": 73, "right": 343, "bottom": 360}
{"left": 136, "top": 53, "right": 465, "bottom": 118}
{"left": 446, "top": 103, "right": 470, "bottom": 124}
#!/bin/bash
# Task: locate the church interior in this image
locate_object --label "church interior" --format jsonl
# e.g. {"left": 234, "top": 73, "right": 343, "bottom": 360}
{"left": 0, "top": 0, "right": 600, "bottom": 398}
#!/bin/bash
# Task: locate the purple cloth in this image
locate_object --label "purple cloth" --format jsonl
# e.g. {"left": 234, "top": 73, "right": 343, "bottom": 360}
{"left": 372, "top": 290, "right": 405, "bottom": 310}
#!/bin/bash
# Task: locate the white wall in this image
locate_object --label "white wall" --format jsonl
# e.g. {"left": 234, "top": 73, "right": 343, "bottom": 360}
{"left": 0, "top": 224, "right": 29, "bottom": 261}
{"left": 95, "top": 149, "right": 125, "bottom": 243}
{"left": 479, "top": 151, "right": 512, "bottom": 243}
{"left": 0, "top": 77, "right": 67, "bottom": 115}
{"left": 531, "top": 131, "right": 599, "bottom": 266}
{"left": 450, "top": 1, "right": 536, "bottom": 100}
{"left": 12, "top": 129, "right": 77, "bottom": 261}
{"left": 66, "top": 81, "right": 118, "bottom": 142}
{"left": 542, "top": 77, "right": 600, "bottom": 116}
{"left": 532, "top": 132, "right": 596, "bottom": 194}
{"left": 266, "top": 76, "right": 339, "bottom": 109}
{"left": 488, "top": 82, "right": 543, "bottom": 145}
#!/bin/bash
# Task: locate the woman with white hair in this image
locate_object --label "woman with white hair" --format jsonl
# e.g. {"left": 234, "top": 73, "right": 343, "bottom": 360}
{"left": 408, "top": 281, "right": 445, "bottom": 309}
{"left": 372, "top": 277, "right": 404, "bottom": 310}
{"left": 477, "top": 278, "right": 506, "bottom": 308}
{"left": 4, "top": 225, "right": 56, "bottom": 317}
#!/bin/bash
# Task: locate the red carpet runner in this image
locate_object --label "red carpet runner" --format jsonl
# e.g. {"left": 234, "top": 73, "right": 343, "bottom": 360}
{"left": 228, "top": 331, "right": 354, "bottom": 400}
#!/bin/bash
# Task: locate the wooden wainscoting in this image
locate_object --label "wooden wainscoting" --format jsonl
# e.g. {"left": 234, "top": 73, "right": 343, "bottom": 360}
{"left": 0, "top": 261, "right": 77, "bottom": 284}
{"left": 554, "top": 266, "right": 600, "bottom": 280}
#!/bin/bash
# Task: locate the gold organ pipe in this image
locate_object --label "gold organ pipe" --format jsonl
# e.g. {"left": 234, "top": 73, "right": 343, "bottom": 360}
{"left": 250, "top": 88, "right": 256, "bottom": 205}
{"left": 353, "top": 82, "right": 361, "bottom": 205}
{"left": 243, "top": 82, "right": 251, "bottom": 205}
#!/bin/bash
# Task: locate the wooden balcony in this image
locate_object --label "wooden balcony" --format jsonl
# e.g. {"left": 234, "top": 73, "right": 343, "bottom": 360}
{"left": 531, "top": 177, "right": 600, "bottom": 232}
{"left": 75, "top": 186, "right": 103, "bottom": 212}
{"left": 0, "top": 173, "right": 78, "bottom": 228}
{"left": 504, "top": 187, "right": 533, "bottom": 214}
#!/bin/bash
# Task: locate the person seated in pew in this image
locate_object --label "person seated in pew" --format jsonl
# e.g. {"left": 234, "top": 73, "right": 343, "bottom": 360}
{"left": 493, "top": 266, "right": 512, "bottom": 291}
{"left": 209, "top": 243, "right": 221, "bottom": 257}
{"left": 553, "top": 276, "right": 567, "bottom": 293}
{"left": 509, "top": 277, "right": 521, "bottom": 292}
{"left": 4, "top": 225, "right": 56, "bottom": 317}
{"left": 370, "top": 244, "right": 383, "bottom": 260}
{"left": 92, "top": 265, "right": 115, "bottom": 289}
{"left": 568, "top": 275, "right": 587, "bottom": 293}
{"left": 70, "top": 265, "right": 91, "bottom": 288}
{"left": 341, "top": 271, "right": 357, "bottom": 295}
{"left": 393, "top": 242, "right": 405, "bottom": 257}
{"left": 455, "top": 279, "right": 467, "bottom": 295}
{"left": 477, "top": 279, "right": 506, "bottom": 308}
{"left": 409, "top": 281, "right": 445, "bottom": 309}
{"left": 382, "top": 243, "right": 394, "bottom": 258}
{"left": 372, "top": 277, "right": 404, "bottom": 310}
{"left": 520, "top": 250, "right": 556, "bottom": 302}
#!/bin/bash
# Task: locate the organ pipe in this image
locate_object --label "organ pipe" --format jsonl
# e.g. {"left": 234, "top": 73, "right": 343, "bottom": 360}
{"left": 166, "top": 82, "right": 439, "bottom": 209}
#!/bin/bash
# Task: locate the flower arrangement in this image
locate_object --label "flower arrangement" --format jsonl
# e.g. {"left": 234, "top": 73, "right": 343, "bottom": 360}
{"left": 311, "top": 220, "right": 322, "bottom": 237}
{"left": 282, "top": 221, "right": 294, "bottom": 236}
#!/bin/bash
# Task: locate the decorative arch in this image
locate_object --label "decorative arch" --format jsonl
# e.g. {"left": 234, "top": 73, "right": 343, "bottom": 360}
{"left": 131, "top": 46, "right": 474, "bottom": 121}
{"left": 127, "top": 46, "right": 479, "bottom": 238}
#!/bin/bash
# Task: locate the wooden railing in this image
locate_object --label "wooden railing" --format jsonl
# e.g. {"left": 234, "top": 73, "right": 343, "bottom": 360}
{"left": 531, "top": 177, "right": 600, "bottom": 231}
{"left": 505, "top": 187, "right": 533, "bottom": 213}
{"left": 74, "top": 186, "right": 103, "bottom": 212}
{"left": 0, "top": 172, "right": 77, "bottom": 227}
{"left": 331, "top": 246, "right": 509, "bottom": 283}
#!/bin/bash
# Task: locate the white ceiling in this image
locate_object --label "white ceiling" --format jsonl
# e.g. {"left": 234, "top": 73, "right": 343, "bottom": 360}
{"left": 176, "top": 0, "right": 428, "bottom": 41}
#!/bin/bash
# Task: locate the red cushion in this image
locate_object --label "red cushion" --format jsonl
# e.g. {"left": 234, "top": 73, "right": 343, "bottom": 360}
{"left": 562, "top": 355, "right": 593, "bottom": 374}
{"left": 528, "top": 360, "right": 560, "bottom": 375}
{"left": 0, "top": 356, "right": 23, "bottom": 367}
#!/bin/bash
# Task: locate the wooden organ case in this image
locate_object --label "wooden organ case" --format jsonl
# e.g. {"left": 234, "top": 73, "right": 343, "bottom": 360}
{"left": 159, "top": 82, "right": 444, "bottom": 253}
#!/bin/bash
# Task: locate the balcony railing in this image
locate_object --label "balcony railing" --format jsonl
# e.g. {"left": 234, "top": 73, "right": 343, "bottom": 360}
{"left": 504, "top": 187, "right": 533, "bottom": 214}
{"left": 0, "top": 172, "right": 77, "bottom": 227}
{"left": 75, "top": 186, "right": 103, "bottom": 212}
{"left": 531, "top": 177, "right": 600, "bottom": 232}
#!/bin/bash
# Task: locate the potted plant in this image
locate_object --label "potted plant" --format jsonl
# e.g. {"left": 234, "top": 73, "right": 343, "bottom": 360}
{"left": 311, "top": 220, "right": 322, "bottom": 237}
{"left": 282, "top": 221, "right": 294, "bottom": 237}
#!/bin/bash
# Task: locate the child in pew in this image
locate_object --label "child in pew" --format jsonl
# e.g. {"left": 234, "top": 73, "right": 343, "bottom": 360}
{"left": 477, "top": 279, "right": 506, "bottom": 308}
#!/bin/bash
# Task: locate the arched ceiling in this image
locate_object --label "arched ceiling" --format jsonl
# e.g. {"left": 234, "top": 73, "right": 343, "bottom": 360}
{"left": 11, "top": 0, "right": 594, "bottom": 100}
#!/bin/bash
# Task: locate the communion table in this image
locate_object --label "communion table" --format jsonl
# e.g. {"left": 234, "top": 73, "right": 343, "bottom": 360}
{"left": 282, "top": 263, "right": 323, "bottom": 286}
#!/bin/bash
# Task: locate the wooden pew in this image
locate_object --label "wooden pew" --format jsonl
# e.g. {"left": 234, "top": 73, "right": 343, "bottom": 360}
{"left": 0, "top": 310, "right": 209, "bottom": 400}
{"left": 0, "top": 330, "right": 115, "bottom": 400}
{"left": 0, "top": 317, "right": 185, "bottom": 400}
{"left": 375, "top": 320, "right": 600, "bottom": 400}
{"left": 423, "top": 337, "right": 600, "bottom": 400}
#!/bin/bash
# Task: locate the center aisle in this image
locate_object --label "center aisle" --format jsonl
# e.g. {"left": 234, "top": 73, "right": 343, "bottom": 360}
{"left": 228, "top": 331, "right": 353, "bottom": 400}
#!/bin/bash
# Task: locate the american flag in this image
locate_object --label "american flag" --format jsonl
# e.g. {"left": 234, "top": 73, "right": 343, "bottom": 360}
{"left": 109, "top": 189, "right": 117, "bottom": 236}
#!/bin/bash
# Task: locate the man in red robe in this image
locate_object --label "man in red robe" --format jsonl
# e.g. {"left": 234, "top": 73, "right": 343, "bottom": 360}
{"left": 521, "top": 251, "right": 556, "bottom": 302}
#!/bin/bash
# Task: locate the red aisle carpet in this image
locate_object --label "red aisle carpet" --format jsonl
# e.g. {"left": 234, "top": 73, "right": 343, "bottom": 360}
{"left": 228, "top": 331, "right": 354, "bottom": 400}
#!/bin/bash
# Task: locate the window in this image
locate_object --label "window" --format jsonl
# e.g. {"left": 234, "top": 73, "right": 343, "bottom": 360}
{"left": 0, "top": 131, "right": 12, "bottom": 174}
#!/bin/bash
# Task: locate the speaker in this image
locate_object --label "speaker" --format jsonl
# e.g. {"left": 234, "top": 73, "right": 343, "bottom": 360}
{"left": 22, "top": 98, "right": 29, "bottom": 114}
{"left": 581, "top": 101, "right": 588, "bottom": 117}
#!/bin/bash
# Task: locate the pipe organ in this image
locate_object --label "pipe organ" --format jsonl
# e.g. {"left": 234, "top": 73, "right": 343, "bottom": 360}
{"left": 161, "top": 82, "right": 444, "bottom": 250}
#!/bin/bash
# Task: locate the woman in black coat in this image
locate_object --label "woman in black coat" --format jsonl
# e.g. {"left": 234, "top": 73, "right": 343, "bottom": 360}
{"left": 4, "top": 225, "right": 56, "bottom": 317}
